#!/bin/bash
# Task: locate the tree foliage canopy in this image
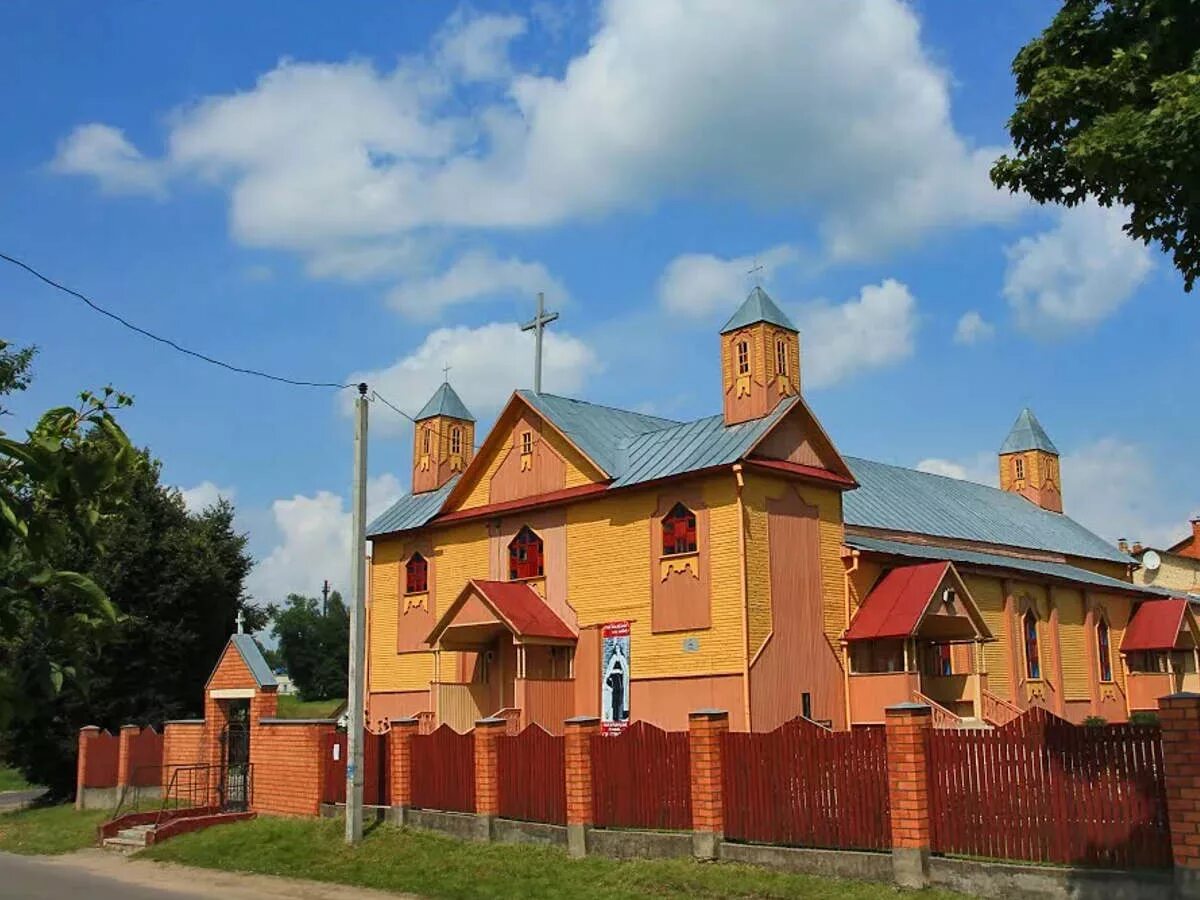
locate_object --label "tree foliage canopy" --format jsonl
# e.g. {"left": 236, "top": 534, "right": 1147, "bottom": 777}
{"left": 991, "top": 0, "right": 1200, "bottom": 290}
{"left": 269, "top": 593, "right": 348, "bottom": 702}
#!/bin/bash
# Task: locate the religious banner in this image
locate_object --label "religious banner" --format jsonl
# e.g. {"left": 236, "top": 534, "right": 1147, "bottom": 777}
{"left": 600, "top": 621, "right": 631, "bottom": 735}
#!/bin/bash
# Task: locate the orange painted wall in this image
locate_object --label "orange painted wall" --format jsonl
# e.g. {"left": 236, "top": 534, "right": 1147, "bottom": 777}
{"left": 630, "top": 674, "right": 746, "bottom": 732}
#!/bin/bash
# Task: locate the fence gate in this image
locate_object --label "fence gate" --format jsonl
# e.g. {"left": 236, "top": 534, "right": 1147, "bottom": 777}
{"left": 321, "top": 730, "right": 390, "bottom": 806}
{"left": 219, "top": 720, "right": 250, "bottom": 812}
{"left": 928, "top": 708, "right": 1171, "bottom": 869}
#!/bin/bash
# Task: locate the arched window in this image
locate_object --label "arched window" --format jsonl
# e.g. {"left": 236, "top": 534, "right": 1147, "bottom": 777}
{"left": 405, "top": 552, "right": 428, "bottom": 594}
{"left": 509, "top": 527, "right": 544, "bottom": 580}
{"left": 1014, "top": 456, "right": 1025, "bottom": 481}
{"left": 736, "top": 339, "right": 750, "bottom": 375}
{"left": 422, "top": 427, "right": 431, "bottom": 454}
{"left": 661, "top": 502, "right": 698, "bottom": 555}
{"left": 775, "top": 337, "right": 788, "bottom": 376}
{"left": 1023, "top": 609, "right": 1041, "bottom": 680}
{"left": 450, "top": 426, "right": 462, "bottom": 455}
{"left": 1097, "top": 618, "right": 1113, "bottom": 682}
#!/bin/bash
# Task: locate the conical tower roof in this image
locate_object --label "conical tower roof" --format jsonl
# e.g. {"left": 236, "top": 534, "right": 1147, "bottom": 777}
{"left": 415, "top": 382, "right": 475, "bottom": 423}
{"left": 999, "top": 408, "right": 1058, "bottom": 455}
{"left": 720, "top": 286, "right": 797, "bottom": 335}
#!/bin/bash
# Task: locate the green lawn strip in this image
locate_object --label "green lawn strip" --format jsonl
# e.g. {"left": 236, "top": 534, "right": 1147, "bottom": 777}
{"left": 274, "top": 695, "right": 343, "bottom": 719}
{"left": 0, "top": 767, "right": 34, "bottom": 793}
{"left": 144, "top": 816, "right": 963, "bottom": 900}
{"left": 0, "top": 805, "right": 108, "bottom": 855}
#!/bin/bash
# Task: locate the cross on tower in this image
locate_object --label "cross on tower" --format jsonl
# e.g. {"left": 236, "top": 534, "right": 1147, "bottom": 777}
{"left": 236, "top": 608, "right": 245, "bottom": 635}
{"left": 520, "top": 291, "right": 559, "bottom": 395}
{"left": 747, "top": 257, "right": 765, "bottom": 285}
{"left": 442, "top": 363, "right": 452, "bottom": 383}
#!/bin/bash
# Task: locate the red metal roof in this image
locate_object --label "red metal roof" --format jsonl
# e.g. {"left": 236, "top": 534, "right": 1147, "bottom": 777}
{"left": 463, "top": 580, "right": 576, "bottom": 641}
{"left": 1121, "top": 598, "right": 1189, "bottom": 652}
{"left": 845, "top": 562, "right": 950, "bottom": 641}
{"left": 744, "top": 458, "right": 858, "bottom": 488}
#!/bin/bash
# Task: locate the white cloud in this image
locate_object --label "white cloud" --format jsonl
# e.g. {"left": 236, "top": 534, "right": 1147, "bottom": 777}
{"left": 916, "top": 454, "right": 997, "bottom": 487}
{"left": 953, "top": 310, "right": 995, "bottom": 345}
{"left": 657, "top": 245, "right": 798, "bottom": 318}
{"left": 436, "top": 11, "right": 526, "bottom": 82}
{"left": 387, "top": 252, "right": 567, "bottom": 320}
{"left": 791, "top": 279, "right": 918, "bottom": 389}
{"left": 50, "top": 124, "right": 167, "bottom": 196}
{"left": 347, "top": 321, "right": 600, "bottom": 434}
{"left": 53, "top": 1, "right": 1019, "bottom": 273}
{"left": 178, "top": 480, "right": 237, "bottom": 513}
{"left": 246, "top": 473, "right": 404, "bottom": 603}
{"left": 1003, "top": 202, "right": 1154, "bottom": 336}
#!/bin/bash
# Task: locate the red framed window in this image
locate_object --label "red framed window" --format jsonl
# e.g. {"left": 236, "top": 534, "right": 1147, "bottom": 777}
{"left": 509, "top": 527, "right": 544, "bottom": 580}
{"left": 405, "top": 552, "right": 428, "bottom": 594}
{"left": 1023, "top": 610, "right": 1041, "bottom": 680}
{"left": 1097, "top": 619, "right": 1113, "bottom": 682}
{"left": 661, "top": 503, "right": 698, "bottom": 555}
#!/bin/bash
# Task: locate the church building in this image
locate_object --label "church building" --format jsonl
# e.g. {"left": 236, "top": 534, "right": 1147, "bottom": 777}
{"left": 365, "top": 288, "right": 1197, "bottom": 733}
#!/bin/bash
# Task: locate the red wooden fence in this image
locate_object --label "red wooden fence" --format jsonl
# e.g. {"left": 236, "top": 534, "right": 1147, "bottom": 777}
{"left": 928, "top": 708, "right": 1171, "bottom": 869}
{"left": 82, "top": 730, "right": 120, "bottom": 788}
{"left": 722, "top": 719, "right": 890, "bottom": 851}
{"left": 321, "top": 730, "right": 390, "bottom": 805}
{"left": 590, "top": 722, "right": 692, "bottom": 830}
{"left": 126, "top": 728, "right": 164, "bottom": 786}
{"left": 497, "top": 725, "right": 566, "bottom": 825}
{"left": 411, "top": 725, "right": 475, "bottom": 814}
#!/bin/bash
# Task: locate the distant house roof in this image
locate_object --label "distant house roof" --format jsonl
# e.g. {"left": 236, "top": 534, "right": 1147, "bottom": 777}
{"left": 415, "top": 382, "right": 475, "bottom": 422}
{"left": 846, "top": 535, "right": 1159, "bottom": 596}
{"left": 845, "top": 562, "right": 950, "bottom": 640}
{"left": 1121, "top": 598, "right": 1190, "bottom": 652}
{"left": 844, "top": 456, "right": 1129, "bottom": 564}
{"left": 999, "top": 408, "right": 1058, "bottom": 455}
{"left": 229, "top": 633, "right": 277, "bottom": 689}
{"left": 720, "top": 286, "right": 798, "bottom": 334}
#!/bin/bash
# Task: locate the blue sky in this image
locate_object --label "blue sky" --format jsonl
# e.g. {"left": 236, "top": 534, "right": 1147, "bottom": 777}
{"left": 5, "top": 0, "right": 1198, "bottom": 604}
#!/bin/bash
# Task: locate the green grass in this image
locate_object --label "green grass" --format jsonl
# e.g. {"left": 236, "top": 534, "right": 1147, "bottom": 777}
{"left": 274, "top": 695, "right": 343, "bottom": 719}
{"left": 0, "top": 804, "right": 107, "bottom": 855}
{"left": 0, "top": 766, "right": 34, "bottom": 793}
{"left": 145, "top": 816, "right": 963, "bottom": 900}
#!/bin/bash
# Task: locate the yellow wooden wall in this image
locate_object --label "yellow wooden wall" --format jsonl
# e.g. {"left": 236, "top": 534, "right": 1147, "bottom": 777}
{"left": 1054, "top": 587, "right": 1089, "bottom": 701}
{"left": 962, "top": 575, "right": 1010, "bottom": 699}
{"left": 565, "top": 474, "right": 744, "bottom": 677}
{"left": 743, "top": 473, "right": 846, "bottom": 666}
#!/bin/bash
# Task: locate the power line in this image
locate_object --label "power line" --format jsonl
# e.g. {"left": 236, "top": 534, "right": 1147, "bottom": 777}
{"left": 370, "top": 389, "right": 416, "bottom": 423}
{"left": 1, "top": 250, "right": 355, "bottom": 390}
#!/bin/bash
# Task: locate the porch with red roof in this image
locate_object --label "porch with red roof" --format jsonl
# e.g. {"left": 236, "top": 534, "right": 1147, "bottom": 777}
{"left": 1122, "top": 597, "right": 1200, "bottom": 711}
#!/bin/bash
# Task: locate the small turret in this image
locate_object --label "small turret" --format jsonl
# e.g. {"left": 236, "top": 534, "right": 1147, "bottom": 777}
{"left": 719, "top": 287, "right": 800, "bottom": 426}
{"left": 998, "top": 408, "right": 1062, "bottom": 513}
{"left": 412, "top": 382, "right": 475, "bottom": 494}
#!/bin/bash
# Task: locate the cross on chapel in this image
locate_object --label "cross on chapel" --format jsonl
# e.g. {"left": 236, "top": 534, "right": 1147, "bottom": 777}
{"left": 520, "top": 291, "right": 559, "bottom": 395}
{"left": 236, "top": 608, "right": 245, "bottom": 635}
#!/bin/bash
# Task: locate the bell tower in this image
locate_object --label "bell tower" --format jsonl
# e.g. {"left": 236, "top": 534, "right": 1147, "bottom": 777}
{"left": 412, "top": 382, "right": 475, "bottom": 494}
{"left": 720, "top": 286, "right": 800, "bottom": 426}
{"left": 998, "top": 408, "right": 1062, "bottom": 513}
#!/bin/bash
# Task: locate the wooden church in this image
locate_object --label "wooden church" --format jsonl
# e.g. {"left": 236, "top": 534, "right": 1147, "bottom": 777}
{"left": 364, "top": 288, "right": 1198, "bottom": 733}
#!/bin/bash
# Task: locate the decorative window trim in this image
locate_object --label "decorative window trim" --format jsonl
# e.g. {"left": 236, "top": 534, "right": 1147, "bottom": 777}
{"left": 450, "top": 427, "right": 462, "bottom": 456}
{"left": 1096, "top": 615, "right": 1114, "bottom": 683}
{"left": 661, "top": 502, "right": 698, "bottom": 557}
{"left": 736, "top": 339, "right": 750, "bottom": 376}
{"left": 404, "top": 552, "right": 429, "bottom": 596}
{"left": 521, "top": 430, "right": 533, "bottom": 455}
{"left": 1022, "top": 608, "right": 1042, "bottom": 681}
{"left": 1014, "top": 456, "right": 1025, "bottom": 481}
{"left": 508, "top": 526, "right": 544, "bottom": 581}
{"left": 775, "top": 336, "right": 788, "bottom": 377}
{"left": 422, "top": 427, "right": 431, "bottom": 455}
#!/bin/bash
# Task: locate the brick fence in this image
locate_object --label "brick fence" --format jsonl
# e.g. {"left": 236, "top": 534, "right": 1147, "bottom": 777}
{"left": 76, "top": 725, "right": 162, "bottom": 810}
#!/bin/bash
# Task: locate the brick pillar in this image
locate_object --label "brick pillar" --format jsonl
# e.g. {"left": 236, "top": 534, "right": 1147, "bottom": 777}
{"left": 76, "top": 726, "right": 100, "bottom": 810}
{"left": 885, "top": 703, "right": 933, "bottom": 889}
{"left": 689, "top": 709, "right": 729, "bottom": 860}
{"left": 473, "top": 717, "right": 506, "bottom": 841}
{"left": 1160, "top": 692, "right": 1200, "bottom": 899}
{"left": 388, "top": 717, "right": 419, "bottom": 825}
{"left": 564, "top": 715, "right": 600, "bottom": 858}
{"left": 117, "top": 724, "right": 140, "bottom": 789}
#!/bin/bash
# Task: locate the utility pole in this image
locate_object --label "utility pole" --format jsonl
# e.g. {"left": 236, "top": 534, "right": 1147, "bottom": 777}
{"left": 345, "top": 382, "right": 369, "bottom": 845}
{"left": 520, "top": 291, "right": 558, "bottom": 395}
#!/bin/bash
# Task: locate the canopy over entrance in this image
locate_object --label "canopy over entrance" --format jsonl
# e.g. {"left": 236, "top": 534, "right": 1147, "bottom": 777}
{"left": 426, "top": 579, "right": 577, "bottom": 652}
{"left": 845, "top": 561, "right": 992, "bottom": 643}
{"left": 1122, "top": 598, "right": 1198, "bottom": 652}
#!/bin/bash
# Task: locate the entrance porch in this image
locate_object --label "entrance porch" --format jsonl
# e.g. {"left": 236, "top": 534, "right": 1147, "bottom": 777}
{"left": 427, "top": 579, "right": 577, "bottom": 733}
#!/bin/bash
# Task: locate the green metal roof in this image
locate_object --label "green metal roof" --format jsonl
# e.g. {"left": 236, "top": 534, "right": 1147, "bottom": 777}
{"left": 999, "top": 407, "right": 1058, "bottom": 455}
{"left": 517, "top": 391, "right": 679, "bottom": 475}
{"left": 845, "top": 535, "right": 1162, "bottom": 597}
{"left": 229, "top": 633, "right": 278, "bottom": 688}
{"left": 844, "top": 456, "right": 1128, "bottom": 564}
{"left": 720, "top": 286, "right": 797, "bottom": 334}
{"left": 366, "top": 476, "right": 458, "bottom": 537}
{"left": 415, "top": 383, "right": 475, "bottom": 423}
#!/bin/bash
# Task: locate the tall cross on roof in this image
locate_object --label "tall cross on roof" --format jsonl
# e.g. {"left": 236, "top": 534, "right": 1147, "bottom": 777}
{"left": 442, "top": 363, "right": 452, "bottom": 383}
{"left": 236, "top": 608, "right": 245, "bottom": 635}
{"left": 520, "top": 291, "right": 559, "bottom": 395}
{"left": 747, "top": 257, "right": 765, "bottom": 286}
